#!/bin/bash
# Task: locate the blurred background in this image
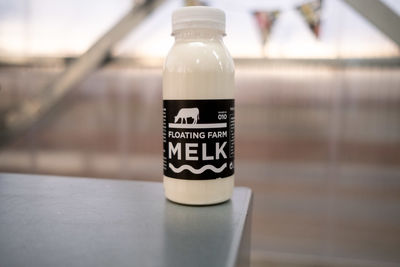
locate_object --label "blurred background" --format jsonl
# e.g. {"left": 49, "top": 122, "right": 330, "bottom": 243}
{"left": 0, "top": 0, "right": 399, "bottom": 266}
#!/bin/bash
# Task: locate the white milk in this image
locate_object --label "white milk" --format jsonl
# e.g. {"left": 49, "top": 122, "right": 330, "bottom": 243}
{"left": 163, "top": 7, "right": 235, "bottom": 205}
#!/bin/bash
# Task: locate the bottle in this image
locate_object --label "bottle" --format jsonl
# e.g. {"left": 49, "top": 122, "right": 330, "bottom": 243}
{"left": 163, "top": 6, "right": 235, "bottom": 205}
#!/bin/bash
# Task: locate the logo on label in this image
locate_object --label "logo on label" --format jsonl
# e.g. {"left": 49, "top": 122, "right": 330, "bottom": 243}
{"left": 163, "top": 100, "right": 234, "bottom": 180}
{"left": 174, "top": 108, "right": 199, "bottom": 124}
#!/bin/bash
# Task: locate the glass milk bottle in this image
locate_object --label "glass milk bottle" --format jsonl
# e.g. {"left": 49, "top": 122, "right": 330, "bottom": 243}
{"left": 163, "top": 6, "right": 235, "bottom": 205}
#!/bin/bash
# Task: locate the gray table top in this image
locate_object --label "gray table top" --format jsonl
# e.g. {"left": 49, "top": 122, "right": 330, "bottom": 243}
{"left": 0, "top": 173, "right": 252, "bottom": 267}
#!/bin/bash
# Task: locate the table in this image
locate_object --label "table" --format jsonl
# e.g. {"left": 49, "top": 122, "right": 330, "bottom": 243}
{"left": 0, "top": 173, "right": 252, "bottom": 267}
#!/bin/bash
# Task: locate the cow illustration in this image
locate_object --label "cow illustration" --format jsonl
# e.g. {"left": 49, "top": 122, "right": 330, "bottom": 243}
{"left": 174, "top": 108, "right": 199, "bottom": 124}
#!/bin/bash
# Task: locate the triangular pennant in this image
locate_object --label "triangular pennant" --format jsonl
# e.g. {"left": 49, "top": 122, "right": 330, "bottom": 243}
{"left": 252, "top": 10, "right": 280, "bottom": 47}
{"left": 296, "top": 0, "right": 323, "bottom": 38}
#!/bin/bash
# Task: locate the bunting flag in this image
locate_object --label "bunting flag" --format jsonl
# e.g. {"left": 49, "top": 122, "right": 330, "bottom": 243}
{"left": 184, "top": 0, "right": 208, "bottom": 6}
{"left": 296, "top": 0, "right": 323, "bottom": 38}
{"left": 252, "top": 10, "right": 280, "bottom": 49}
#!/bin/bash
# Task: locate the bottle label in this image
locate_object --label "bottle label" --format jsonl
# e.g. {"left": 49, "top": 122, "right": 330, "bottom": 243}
{"left": 163, "top": 99, "right": 234, "bottom": 180}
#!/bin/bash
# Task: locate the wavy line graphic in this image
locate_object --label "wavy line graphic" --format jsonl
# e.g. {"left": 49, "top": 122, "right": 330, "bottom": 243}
{"left": 169, "top": 163, "right": 227, "bottom": 174}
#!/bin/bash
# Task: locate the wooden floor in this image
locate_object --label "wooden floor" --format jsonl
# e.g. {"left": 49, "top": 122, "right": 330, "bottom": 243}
{"left": 1, "top": 65, "right": 400, "bottom": 266}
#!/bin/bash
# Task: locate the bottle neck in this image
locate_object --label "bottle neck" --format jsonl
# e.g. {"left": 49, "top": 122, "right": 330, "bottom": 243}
{"left": 173, "top": 28, "right": 224, "bottom": 42}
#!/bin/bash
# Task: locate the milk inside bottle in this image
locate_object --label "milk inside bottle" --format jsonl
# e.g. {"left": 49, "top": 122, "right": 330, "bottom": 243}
{"left": 163, "top": 6, "right": 235, "bottom": 205}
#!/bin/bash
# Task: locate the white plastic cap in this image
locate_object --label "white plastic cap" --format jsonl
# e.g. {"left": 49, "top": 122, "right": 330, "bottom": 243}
{"left": 172, "top": 6, "right": 225, "bottom": 35}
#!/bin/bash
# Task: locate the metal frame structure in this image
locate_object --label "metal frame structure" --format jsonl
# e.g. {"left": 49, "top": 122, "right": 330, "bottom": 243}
{"left": 1, "top": 0, "right": 400, "bottom": 145}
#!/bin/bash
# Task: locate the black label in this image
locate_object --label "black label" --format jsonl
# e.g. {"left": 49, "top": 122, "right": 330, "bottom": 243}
{"left": 163, "top": 99, "right": 234, "bottom": 180}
